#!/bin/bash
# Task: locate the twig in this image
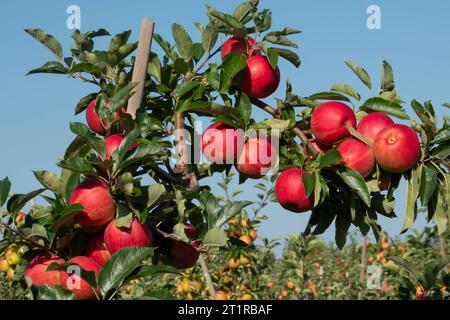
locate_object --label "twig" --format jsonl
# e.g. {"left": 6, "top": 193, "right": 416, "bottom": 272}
{"left": 198, "top": 254, "right": 216, "bottom": 298}
{"left": 250, "top": 98, "right": 318, "bottom": 156}
{"left": 193, "top": 47, "right": 221, "bottom": 75}
{"left": 0, "top": 221, "right": 63, "bottom": 258}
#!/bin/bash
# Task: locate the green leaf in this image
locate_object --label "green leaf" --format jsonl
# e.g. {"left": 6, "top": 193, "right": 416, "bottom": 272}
{"left": 267, "top": 49, "right": 279, "bottom": 69}
{"left": 433, "top": 192, "right": 447, "bottom": 235}
{"left": 232, "top": 1, "right": 257, "bottom": 22}
{"left": 130, "top": 265, "right": 181, "bottom": 279}
{"left": 203, "top": 227, "right": 228, "bottom": 247}
{"left": 319, "top": 150, "right": 343, "bottom": 168}
{"left": 307, "top": 92, "right": 351, "bottom": 102}
{"left": 51, "top": 204, "right": 84, "bottom": 232}
{"left": 432, "top": 143, "right": 450, "bottom": 159}
{"left": 27, "top": 61, "right": 67, "bottom": 75}
{"left": 361, "top": 97, "right": 409, "bottom": 120}
{"left": 335, "top": 212, "right": 351, "bottom": 249}
{"left": 381, "top": 60, "right": 395, "bottom": 92}
{"left": 33, "top": 285, "right": 76, "bottom": 300}
{"left": 25, "top": 29, "right": 63, "bottom": 60}
{"left": 115, "top": 143, "right": 166, "bottom": 173}
{"left": 98, "top": 247, "right": 155, "bottom": 297}
{"left": 147, "top": 183, "right": 166, "bottom": 208}
{"left": 153, "top": 33, "right": 178, "bottom": 61}
{"left": 235, "top": 91, "right": 252, "bottom": 128}
{"left": 108, "top": 30, "right": 131, "bottom": 53}
{"left": 253, "top": 119, "right": 290, "bottom": 132}
{"left": 335, "top": 166, "right": 371, "bottom": 207}
{"left": 266, "top": 27, "right": 301, "bottom": 37}
{"left": 0, "top": 177, "right": 11, "bottom": 207}
{"left": 115, "top": 213, "right": 133, "bottom": 228}
{"left": 219, "top": 52, "right": 247, "bottom": 93}
{"left": 147, "top": 53, "right": 162, "bottom": 83}
{"left": 7, "top": 189, "right": 45, "bottom": 215}
{"left": 302, "top": 172, "right": 316, "bottom": 198}
{"left": 174, "top": 81, "right": 200, "bottom": 99}
{"left": 402, "top": 166, "right": 421, "bottom": 232}
{"left": 69, "top": 122, "right": 107, "bottom": 158}
{"left": 172, "top": 23, "right": 193, "bottom": 61}
{"left": 201, "top": 24, "right": 218, "bottom": 53}
{"left": 33, "top": 171, "right": 63, "bottom": 194}
{"left": 331, "top": 83, "right": 361, "bottom": 101}
{"left": 344, "top": 61, "right": 371, "bottom": 90}
{"left": 57, "top": 157, "right": 97, "bottom": 177}
{"left": 432, "top": 128, "right": 450, "bottom": 144}
{"left": 419, "top": 166, "right": 437, "bottom": 206}
{"left": 271, "top": 48, "right": 300, "bottom": 68}
{"left": 388, "top": 256, "right": 424, "bottom": 284}
{"left": 110, "top": 82, "right": 138, "bottom": 112}
{"left": 215, "top": 200, "right": 253, "bottom": 227}
{"left": 264, "top": 35, "right": 298, "bottom": 48}
{"left": 207, "top": 8, "right": 246, "bottom": 36}
{"left": 75, "top": 93, "right": 97, "bottom": 115}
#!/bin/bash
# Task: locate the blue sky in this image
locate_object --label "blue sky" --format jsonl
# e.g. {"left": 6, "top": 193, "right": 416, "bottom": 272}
{"left": 0, "top": 1, "right": 448, "bottom": 249}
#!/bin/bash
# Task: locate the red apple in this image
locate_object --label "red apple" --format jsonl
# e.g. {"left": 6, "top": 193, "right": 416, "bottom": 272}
{"left": 221, "top": 36, "right": 257, "bottom": 60}
{"left": 311, "top": 102, "right": 357, "bottom": 145}
{"left": 201, "top": 122, "right": 244, "bottom": 164}
{"left": 238, "top": 55, "right": 280, "bottom": 99}
{"left": 236, "top": 137, "right": 277, "bottom": 179}
{"left": 70, "top": 179, "right": 116, "bottom": 229}
{"left": 171, "top": 240, "right": 201, "bottom": 269}
{"left": 60, "top": 256, "right": 101, "bottom": 300}
{"left": 337, "top": 139, "right": 375, "bottom": 177}
{"left": 85, "top": 235, "right": 111, "bottom": 267}
{"left": 357, "top": 112, "right": 395, "bottom": 142}
{"left": 103, "top": 134, "right": 138, "bottom": 160}
{"left": 275, "top": 168, "right": 314, "bottom": 213}
{"left": 23, "top": 254, "right": 65, "bottom": 287}
{"left": 373, "top": 124, "right": 420, "bottom": 173}
{"left": 86, "top": 99, "right": 127, "bottom": 136}
{"left": 104, "top": 218, "right": 153, "bottom": 254}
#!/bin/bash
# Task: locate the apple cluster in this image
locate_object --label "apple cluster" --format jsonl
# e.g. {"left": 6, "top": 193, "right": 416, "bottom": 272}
{"left": 274, "top": 101, "right": 420, "bottom": 213}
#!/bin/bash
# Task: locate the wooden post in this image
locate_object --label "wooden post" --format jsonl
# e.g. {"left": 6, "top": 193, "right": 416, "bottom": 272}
{"left": 127, "top": 18, "right": 155, "bottom": 119}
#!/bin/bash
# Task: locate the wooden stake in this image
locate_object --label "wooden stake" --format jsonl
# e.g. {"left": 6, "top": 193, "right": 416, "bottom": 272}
{"left": 127, "top": 19, "right": 155, "bottom": 119}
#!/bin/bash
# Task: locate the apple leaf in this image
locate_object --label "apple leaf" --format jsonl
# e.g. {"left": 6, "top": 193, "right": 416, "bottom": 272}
{"left": 129, "top": 265, "right": 181, "bottom": 280}
{"left": 74, "top": 93, "right": 97, "bottom": 115}
{"left": 153, "top": 33, "right": 179, "bottom": 62}
{"left": 32, "top": 285, "right": 76, "bottom": 300}
{"left": 219, "top": 52, "right": 247, "bottom": 94}
{"left": 147, "top": 183, "right": 166, "bottom": 209}
{"left": 335, "top": 210, "right": 351, "bottom": 249}
{"left": 69, "top": 122, "right": 107, "bottom": 158}
{"left": 25, "top": 29, "right": 63, "bottom": 60}
{"left": 381, "top": 60, "right": 395, "bottom": 92}
{"left": 57, "top": 157, "right": 98, "bottom": 177}
{"left": 172, "top": 23, "right": 193, "bottom": 62}
{"left": 51, "top": 203, "right": 84, "bottom": 232}
{"left": 26, "top": 61, "right": 67, "bottom": 75}
{"left": 335, "top": 166, "right": 371, "bottom": 207}
{"left": 98, "top": 247, "right": 155, "bottom": 298}
{"left": 361, "top": 97, "right": 409, "bottom": 120}
{"left": 331, "top": 83, "right": 361, "bottom": 101}
{"left": 6, "top": 188, "right": 45, "bottom": 216}
{"left": 108, "top": 30, "right": 131, "bottom": 53}
{"left": 147, "top": 53, "right": 162, "bottom": 83}
{"left": 201, "top": 24, "right": 218, "bottom": 53}
{"left": 307, "top": 91, "right": 351, "bottom": 102}
{"left": 110, "top": 82, "right": 138, "bottom": 112}
{"left": 402, "top": 166, "right": 421, "bottom": 232}
{"left": 33, "top": 171, "right": 63, "bottom": 195}
{"left": 344, "top": 61, "right": 372, "bottom": 90}
{"left": 319, "top": 150, "right": 343, "bottom": 168}
{"left": 203, "top": 227, "right": 229, "bottom": 247}
{"left": 271, "top": 48, "right": 300, "bottom": 68}
{"left": 0, "top": 177, "right": 11, "bottom": 208}
{"left": 431, "top": 127, "right": 450, "bottom": 144}
{"left": 419, "top": 166, "right": 437, "bottom": 206}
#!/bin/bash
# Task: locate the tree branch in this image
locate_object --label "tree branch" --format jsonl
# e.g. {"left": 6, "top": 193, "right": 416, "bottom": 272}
{"left": 250, "top": 98, "right": 318, "bottom": 156}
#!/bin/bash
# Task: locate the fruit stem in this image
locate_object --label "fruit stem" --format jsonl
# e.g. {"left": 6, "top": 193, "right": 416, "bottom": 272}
{"left": 198, "top": 253, "right": 216, "bottom": 298}
{"left": 250, "top": 98, "right": 318, "bottom": 156}
{"left": 347, "top": 126, "right": 374, "bottom": 149}
{"left": 193, "top": 46, "right": 222, "bottom": 75}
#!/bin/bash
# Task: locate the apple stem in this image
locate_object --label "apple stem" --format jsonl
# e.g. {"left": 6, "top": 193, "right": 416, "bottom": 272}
{"left": 198, "top": 253, "right": 217, "bottom": 298}
{"left": 347, "top": 126, "right": 374, "bottom": 149}
{"left": 250, "top": 98, "right": 318, "bottom": 156}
